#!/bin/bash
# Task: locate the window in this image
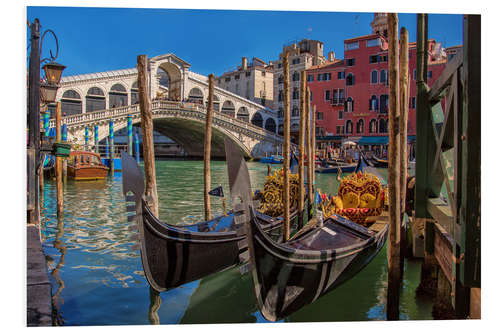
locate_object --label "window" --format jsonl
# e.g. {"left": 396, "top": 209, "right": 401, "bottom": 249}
{"left": 317, "top": 112, "right": 324, "bottom": 120}
{"left": 317, "top": 73, "right": 322, "bottom": 81}
{"left": 278, "top": 63, "right": 282, "bottom": 68}
{"left": 346, "top": 120, "right": 353, "bottom": 134}
{"left": 346, "top": 58, "right": 355, "bottom": 66}
{"left": 369, "top": 95, "right": 378, "bottom": 111}
{"left": 382, "top": 55, "right": 388, "bottom": 62}
{"left": 292, "top": 106, "right": 299, "bottom": 117}
{"left": 428, "top": 71, "right": 433, "bottom": 78}
{"left": 292, "top": 72, "right": 300, "bottom": 81}
{"left": 310, "top": 91, "right": 313, "bottom": 101}
{"left": 278, "top": 75, "right": 284, "bottom": 84}
{"left": 346, "top": 73, "right": 355, "bottom": 86}
{"left": 292, "top": 88, "right": 299, "bottom": 100}
{"left": 378, "top": 118, "right": 387, "bottom": 133}
{"left": 338, "top": 110, "right": 343, "bottom": 119}
{"left": 345, "top": 41, "right": 359, "bottom": 50}
{"left": 345, "top": 97, "right": 354, "bottom": 112}
{"left": 369, "top": 55, "right": 379, "bottom": 63}
{"left": 324, "top": 90, "right": 330, "bottom": 101}
{"left": 336, "top": 125, "right": 344, "bottom": 134}
{"left": 86, "top": 87, "right": 106, "bottom": 112}
{"left": 338, "top": 89, "right": 345, "bottom": 104}
{"left": 61, "top": 89, "right": 82, "bottom": 116}
{"left": 380, "top": 94, "right": 389, "bottom": 113}
{"left": 366, "top": 38, "right": 381, "bottom": 48}
{"left": 292, "top": 58, "right": 300, "bottom": 65}
{"left": 307, "top": 74, "right": 314, "bottom": 82}
{"left": 245, "top": 71, "right": 251, "bottom": 77}
{"left": 380, "top": 69, "right": 387, "bottom": 84}
{"left": 371, "top": 70, "right": 378, "bottom": 84}
{"left": 109, "top": 83, "right": 128, "bottom": 108}
{"left": 357, "top": 119, "right": 364, "bottom": 134}
{"left": 338, "top": 71, "right": 345, "bottom": 79}
{"left": 261, "top": 71, "right": 266, "bottom": 77}
{"left": 225, "top": 77, "right": 231, "bottom": 82}
{"left": 413, "top": 69, "right": 417, "bottom": 80}
{"left": 369, "top": 119, "right": 377, "bottom": 133}
{"left": 410, "top": 97, "right": 416, "bottom": 109}
{"left": 322, "top": 73, "right": 331, "bottom": 81}
{"left": 332, "top": 90, "right": 338, "bottom": 104}
{"left": 278, "top": 90, "right": 283, "bottom": 102}
{"left": 235, "top": 74, "right": 240, "bottom": 80}
{"left": 278, "top": 107, "right": 284, "bottom": 118}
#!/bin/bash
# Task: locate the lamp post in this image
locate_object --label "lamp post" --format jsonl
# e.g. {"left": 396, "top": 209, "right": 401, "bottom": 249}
{"left": 27, "top": 18, "right": 65, "bottom": 224}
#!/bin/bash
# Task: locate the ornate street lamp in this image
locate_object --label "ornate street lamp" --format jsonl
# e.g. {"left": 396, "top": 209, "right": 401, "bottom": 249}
{"left": 40, "top": 61, "right": 65, "bottom": 104}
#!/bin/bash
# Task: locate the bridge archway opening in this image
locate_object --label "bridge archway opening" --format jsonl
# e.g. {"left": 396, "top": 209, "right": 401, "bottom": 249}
{"left": 264, "top": 118, "right": 276, "bottom": 133}
{"left": 61, "top": 89, "right": 82, "bottom": 116}
{"left": 188, "top": 87, "right": 204, "bottom": 104}
{"left": 157, "top": 62, "right": 182, "bottom": 101}
{"left": 109, "top": 83, "right": 128, "bottom": 108}
{"left": 86, "top": 87, "right": 106, "bottom": 113}
{"left": 152, "top": 117, "right": 250, "bottom": 158}
{"left": 251, "top": 112, "right": 263, "bottom": 128}
{"left": 236, "top": 107, "right": 249, "bottom": 122}
{"left": 221, "top": 101, "right": 235, "bottom": 117}
{"left": 206, "top": 95, "right": 220, "bottom": 111}
{"left": 131, "top": 81, "right": 139, "bottom": 105}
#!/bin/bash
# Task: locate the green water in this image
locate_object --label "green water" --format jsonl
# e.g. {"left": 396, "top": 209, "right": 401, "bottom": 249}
{"left": 40, "top": 160, "right": 432, "bottom": 325}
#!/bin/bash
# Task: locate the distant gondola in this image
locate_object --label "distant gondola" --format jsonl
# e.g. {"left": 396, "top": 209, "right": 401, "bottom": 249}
{"left": 121, "top": 140, "right": 307, "bottom": 293}
{"left": 370, "top": 156, "right": 389, "bottom": 168}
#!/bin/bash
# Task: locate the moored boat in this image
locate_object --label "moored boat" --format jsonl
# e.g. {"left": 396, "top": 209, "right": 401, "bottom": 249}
{"left": 259, "top": 155, "right": 283, "bottom": 164}
{"left": 67, "top": 151, "right": 109, "bottom": 180}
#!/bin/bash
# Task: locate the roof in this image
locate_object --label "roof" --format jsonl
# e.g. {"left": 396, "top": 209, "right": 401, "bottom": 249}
{"left": 61, "top": 68, "right": 137, "bottom": 83}
{"left": 344, "top": 34, "right": 381, "bottom": 43}
{"left": 307, "top": 59, "right": 344, "bottom": 71}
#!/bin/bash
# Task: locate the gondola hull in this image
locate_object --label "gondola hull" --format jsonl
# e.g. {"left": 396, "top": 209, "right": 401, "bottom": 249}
{"left": 135, "top": 198, "right": 303, "bottom": 292}
{"left": 315, "top": 164, "right": 357, "bottom": 174}
{"left": 247, "top": 211, "right": 388, "bottom": 321}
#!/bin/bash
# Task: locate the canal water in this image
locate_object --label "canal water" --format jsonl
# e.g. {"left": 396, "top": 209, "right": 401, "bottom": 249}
{"left": 40, "top": 160, "right": 433, "bottom": 326}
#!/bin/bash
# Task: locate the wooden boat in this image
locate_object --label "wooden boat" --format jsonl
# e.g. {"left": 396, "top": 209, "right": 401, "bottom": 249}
{"left": 315, "top": 159, "right": 357, "bottom": 174}
{"left": 67, "top": 151, "right": 109, "bottom": 180}
{"left": 121, "top": 139, "right": 308, "bottom": 293}
{"left": 239, "top": 148, "right": 388, "bottom": 321}
{"left": 370, "top": 156, "right": 388, "bottom": 168}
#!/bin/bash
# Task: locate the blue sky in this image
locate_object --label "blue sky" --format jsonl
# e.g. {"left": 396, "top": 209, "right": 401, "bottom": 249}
{"left": 27, "top": 7, "right": 462, "bottom": 78}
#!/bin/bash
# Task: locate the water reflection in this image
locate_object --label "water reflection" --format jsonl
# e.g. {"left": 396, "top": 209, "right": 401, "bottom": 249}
{"left": 51, "top": 216, "right": 67, "bottom": 326}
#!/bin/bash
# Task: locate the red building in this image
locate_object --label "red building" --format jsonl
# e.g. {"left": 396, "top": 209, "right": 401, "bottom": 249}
{"left": 307, "top": 13, "right": 459, "bottom": 155}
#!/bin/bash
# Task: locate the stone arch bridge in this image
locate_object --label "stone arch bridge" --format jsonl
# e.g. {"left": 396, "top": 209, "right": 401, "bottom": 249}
{"left": 51, "top": 53, "right": 284, "bottom": 158}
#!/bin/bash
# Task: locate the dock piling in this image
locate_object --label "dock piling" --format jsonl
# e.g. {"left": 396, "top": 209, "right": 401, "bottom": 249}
{"left": 109, "top": 120, "right": 114, "bottom": 175}
{"left": 298, "top": 71, "right": 306, "bottom": 227}
{"left": 203, "top": 74, "right": 215, "bottom": 221}
{"left": 282, "top": 52, "right": 291, "bottom": 242}
{"left": 55, "top": 102, "right": 63, "bottom": 217}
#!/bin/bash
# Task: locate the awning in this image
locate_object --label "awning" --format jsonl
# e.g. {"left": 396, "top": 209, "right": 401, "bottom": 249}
{"left": 358, "top": 136, "right": 389, "bottom": 145}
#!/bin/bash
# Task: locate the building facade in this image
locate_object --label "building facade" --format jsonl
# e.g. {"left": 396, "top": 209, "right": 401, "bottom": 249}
{"left": 273, "top": 39, "right": 336, "bottom": 140}
{"left": 215, "top": 57, "right": 274, "bottom": 108}
{"left": 306, "top": 13, "right": 459, "bottom": 154}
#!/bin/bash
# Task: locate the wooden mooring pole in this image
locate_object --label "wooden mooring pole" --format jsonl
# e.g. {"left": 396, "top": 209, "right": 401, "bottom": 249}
{"left": 387, "top": 12, "right": 401, "bottom": 321}
{"left": 282, "top": 52, "right": 291, "bottom": 242}
{"left": 311, "top": 103, "right": 316, "bottom": 197}
{"left": 137, "top": 54, "right": 159, "bottom": 217}
{"left": 55, "top": 102, "right": 63, "bottom": 217}
{"left": 204, "top": 74, "right": 215, "bottom": 221}
{"left": 306, "top": 88, "right": 313, "bottom": 206}
{"left": 298, "top": 71, "right": 306, "bottom": 227}
{"left": 399, "top": 27, "right": 410, "bottom": 271}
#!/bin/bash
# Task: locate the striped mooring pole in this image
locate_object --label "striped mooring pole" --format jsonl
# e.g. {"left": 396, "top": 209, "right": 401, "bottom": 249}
{"left": 62, "top": 124, "right": 67, "bottom": 142}
{"left": 109, "top": 120, "right": 114, "bottom": 173}
{"left": 105, "top": 137, "right": 110, "bottom": 158}
{"left": 43, "top": 112, "right": 49, "bottom": 137}
{"left": 85, "top": 126, "right": 89, "bottom": 151}
{"left": 94, "top": 125, "right": 99, "bottom": 153}
{"left": 127, "top": 115, "right": 133, "bottom": 154}
{"left": 134, "top": 131, "right": 140, "bottom": 163}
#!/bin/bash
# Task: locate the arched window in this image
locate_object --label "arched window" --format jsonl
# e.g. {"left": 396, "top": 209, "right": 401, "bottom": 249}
{"left": 131, "top": 82, "right": 139, "bottom": 105}
{"left": 236, "top": 107, "right": 249, "bottom": 122}
{"left": 379, "top": 118, "right": 387, "bottom": 133}
{"left": 264, "top": 118, "right": 276, "bottom": 133}
{"left": 221, "top": 100, "right": 235, "bottom": 117}
{"left": 292, "top": 71, "right": 300, "bottom": 81}
{"left": 380, "top": 94, "right": 389, "bottom": 113}
{"left": 346, "top": 120, "right": 353, "bottom": 134}
{"left": 251, "top": 112, "right": 263, "bottom": 128}
{"left": 345, "top": 97, "right": 354, "bottom": 112}
{"left": 86, "top": 87, "right": 106, "bottom": 112}
{"left": 380, "top": 69, "right": 387, "bottom": 84}
{"left": 369, "top": 119, "right": 378, "bottom": 133}
{"left": 371, "top": 70, "right": 378, "bottom": 84}
{"left": 61, "top": 90, "right": 82, "bottom": 116}
{"left": 292, "top": 88, "right": 299, "bottom": 100}
{"left": 188, "top": 87, "right": 204, "bottom": 104}
{"left": 369, "top": 95, "right": 378, "bottom": 111}
{"left": 292, "top": 106, "right": 299, "bottom": 117}
{"left": 109, "top": 83, "right": 128, "bottom": 108}
{"left": 157, "top": 67, "right": 169, "bottom": 87}
{"left": 278, "top": 90, "right": 284, "bottom": 102}
{"left": 346, "top": 73, "right": 355, "bottom": 86}
{"left": 357, "top": 119, "right": 364, "bottom": 134}
{"left": 205, "top": 94, "right": 220, "bottom": 111}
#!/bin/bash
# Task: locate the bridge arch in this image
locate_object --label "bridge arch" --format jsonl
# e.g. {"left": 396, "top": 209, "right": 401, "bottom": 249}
{"left": 188, "top": 87, "right": 204, "bottom": 104}
{"left": 109, "top": 83, "right": 128, "bottom": 108}
{"left": 131, "top": 81, "right": 139, "bottom": 105}
{"left": 251, "top": 112, "right": 263, "bottom": 128}
{"left": 221, "top": 100, "right": 236, "bottom": 117}
{"left": 61, "top": 89, "right": 83, "bottom": 116}
{"left": 236, "top": 107, "right": 249, "bottom": 122}
{"left": 86, "top": 86, "right": 106, "bottom": 112}
{"left": 264, "top": 118, "right": 276, "bottom": 133}
{"left": 157, "top": 61, "right": 182, "bottom": 101}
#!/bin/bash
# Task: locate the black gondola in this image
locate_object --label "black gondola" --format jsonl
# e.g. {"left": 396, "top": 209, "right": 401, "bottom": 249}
{"left": 231, "top": 147, "right": 389, "bottom": 322}
{"left": 121, "top": 140, "right": 305, "bottom": 292}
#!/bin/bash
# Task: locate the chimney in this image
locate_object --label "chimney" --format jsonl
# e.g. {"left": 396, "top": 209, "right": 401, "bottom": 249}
{"left": 242, "top": 57, "right": 248, "bottom": 70}
{"left": 328, "top": 51, "right": 335, "bottom": 61}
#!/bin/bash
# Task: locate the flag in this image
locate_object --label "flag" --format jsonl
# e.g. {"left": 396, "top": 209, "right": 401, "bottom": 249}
{"left": 208, "top": 185, "right": 224, "bottom": 197}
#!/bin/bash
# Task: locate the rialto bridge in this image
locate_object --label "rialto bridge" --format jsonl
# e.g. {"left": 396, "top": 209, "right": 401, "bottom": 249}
{"left": 49, "top": 53, "right": 283, "bottom": 158}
